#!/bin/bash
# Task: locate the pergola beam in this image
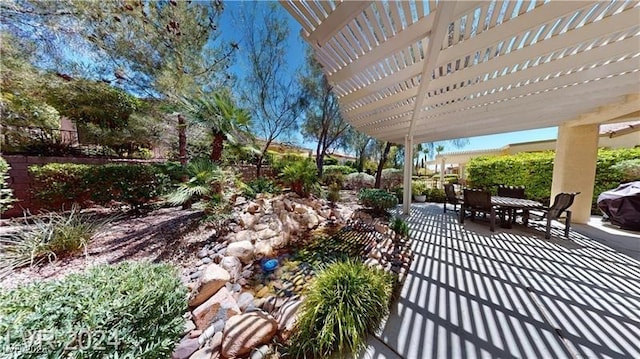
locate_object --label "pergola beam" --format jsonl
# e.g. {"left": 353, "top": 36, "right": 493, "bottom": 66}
{"left": 567, "top": 94, "right": 640, "bottom": 127}
{"left": 406, "top": 1, "right": 457, "bottom": 135}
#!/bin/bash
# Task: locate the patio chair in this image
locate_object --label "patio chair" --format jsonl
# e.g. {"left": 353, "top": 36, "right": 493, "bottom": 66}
{"left": 443, "top": 183, "right": 462, "bottom": 213}
{"left": 497, "top": 185, "right": 526, "bottom": 223}
{"left": 530, "top": 192, "right": 580, "bottom": 239}
{"left": 459, "top": 189, "right": 499, "bottom": 232}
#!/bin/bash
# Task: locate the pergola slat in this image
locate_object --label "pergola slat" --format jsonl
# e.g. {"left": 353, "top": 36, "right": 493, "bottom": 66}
{"left": 282, "top": 0, "right": 640, "bottom": 144}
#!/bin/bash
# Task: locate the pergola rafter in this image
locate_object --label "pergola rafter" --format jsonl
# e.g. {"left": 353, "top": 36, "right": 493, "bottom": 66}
{"left": 281, "top": 0, "right": 640, "bottom": 144}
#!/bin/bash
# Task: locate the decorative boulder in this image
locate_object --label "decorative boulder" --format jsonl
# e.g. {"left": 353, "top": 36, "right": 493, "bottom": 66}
{"left": 221, "top": 311, "right": 278, "bottom": 359}
{"left": 226, "top": 241, "right": 255, "bottom": 264}
{"left": 220, "top": 256, "right": 242, "bottom": 282}
{"left": 189, "top": 264, "right": 231, "bottom": 307}
{"left": 192, "top": 287, "right": 240, "bottom": 330}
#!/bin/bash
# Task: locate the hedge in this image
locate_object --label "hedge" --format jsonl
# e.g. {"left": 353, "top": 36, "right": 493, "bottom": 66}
{"left": 467, "top": 148, "right": 640, "bottom": 208}
{"left": 30, "top": 163, "right": 171, "bottom": 210}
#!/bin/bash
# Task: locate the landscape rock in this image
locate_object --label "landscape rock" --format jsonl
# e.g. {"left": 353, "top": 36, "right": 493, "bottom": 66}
{"left": 183, "top": 320, "right": 196, "bottom": 335}
{"left": 239, "top": 213, "right": 258, "bottom": 230}
{"left": 189, "top": 345, "right": 214, "bottom": 359}
{"left": 237, "top": 292, "right": 255, "bottom": 312}
{"left": 172, "top": 337, "right": 200, "bottom": 359}
{"left": 189, "top": 264, "right": 231, "bottom": 307}
{"left": 192, "top": 287, "right": 240, "bottom": 329}
{"left": 221, "top": 311, "right": 278, "bottom": 359}
{"left": 226, "top": 241, "right": 255, "bottom": 264}
{"left": 250, "top": 345, "right": 272, "bottom": 359}
{"left": 247, "top": 202, "right": 261, "bottom": 214}
{"left": 257, "top": 228, "right": 277, "bottom": 241}
{"left": 220, "top": 256, "right": 242, "bottom": 282}
{"left": 199, "top": 320, "right": 225, "bottom": 345}
{"left": 254, "top": 241, "right": 274, "bottom": 258}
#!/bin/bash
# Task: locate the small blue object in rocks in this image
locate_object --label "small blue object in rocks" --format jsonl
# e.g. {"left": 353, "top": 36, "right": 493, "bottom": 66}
{"left": 262, "top": 259, "right": 278, "bottom": 272}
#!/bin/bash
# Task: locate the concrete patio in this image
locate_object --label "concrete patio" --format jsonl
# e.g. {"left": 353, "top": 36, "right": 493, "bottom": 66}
{"left": 360, "top": 203, "right": 640, "bottom": 359}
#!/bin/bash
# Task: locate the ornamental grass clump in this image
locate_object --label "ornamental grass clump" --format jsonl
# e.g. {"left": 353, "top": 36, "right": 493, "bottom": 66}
{"left": 0, "top": 206, "right": 112, "bottom": 278}
{"left": 289, "top": 261, "right": 393, "bottom": 358}
{"left": 0, "top": 262, "right": 187, "bottom": 358}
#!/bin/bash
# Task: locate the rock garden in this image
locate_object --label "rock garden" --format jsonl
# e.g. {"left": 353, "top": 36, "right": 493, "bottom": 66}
{"left": 0, "top": 159, "right": 413, "bottom": 359}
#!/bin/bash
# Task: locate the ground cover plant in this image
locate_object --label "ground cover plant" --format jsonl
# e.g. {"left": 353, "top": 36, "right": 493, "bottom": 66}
{"left": 0, "top": 207, "right": 112, "bottom": 277}
{"left": 0, "top": 262, "right": 186, "bottom": 358}
{"left": 0, "top": 156, "right": 16, "bottom": 215}
{"left": 288, "top": 260, "right": 393, "bottom": 358}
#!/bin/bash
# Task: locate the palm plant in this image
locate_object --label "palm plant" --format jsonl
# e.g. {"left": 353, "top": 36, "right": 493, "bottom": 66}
{"left": 182, "top": 91, "right": 251, "bottom": 163}
{"left": 165, "top": 159, "right": 225, "bottom": 206}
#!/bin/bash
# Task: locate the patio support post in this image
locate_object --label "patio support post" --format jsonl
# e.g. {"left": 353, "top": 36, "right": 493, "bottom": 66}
{"left": 551, "top": 123, "right": 599, "bottom": 224}
{"left": 440, "top": 157, "right": 446, "bottom": 189}
{"left": 403, "top": 134, "right": 413, "bottom": 214}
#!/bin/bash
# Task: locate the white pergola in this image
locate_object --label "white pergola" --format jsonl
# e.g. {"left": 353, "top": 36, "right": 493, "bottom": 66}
{"left": 281, "top": 0, "right": 640, "bottom": 221}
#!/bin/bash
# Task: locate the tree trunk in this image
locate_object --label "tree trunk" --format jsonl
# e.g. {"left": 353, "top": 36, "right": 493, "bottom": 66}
{"left": 211, "top": 130, "right": 224, "bottom": 163}
{"left": 256, "top": 140, "right": 273, "bottom": 177}
{"left": 178, "top": 114, "right": 187, "bottom": 166}
{"left": 375, "top": 142, "right": 392, "bottom": 188}
{"left": 315, "top": 140, "right": 324, "bottom": 177}
{"left": 177, "top": 113, "right": 191, "bottom": 209}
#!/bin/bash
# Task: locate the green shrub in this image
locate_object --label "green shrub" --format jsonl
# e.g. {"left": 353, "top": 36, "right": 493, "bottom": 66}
{"left": 289, "top": 261, "right": 393, "bottom": 358}
{"left": 323, "top": 156, "right": 338, "bottom": 166}
{"left": 165, "top": 160, "right": 226, "bottom": 208}
{"left": 610, "top": 159, "right": 640, "bottom": 182}
{"left": 426, "top": 188, "right": 446, "bottom": 203}
{"left": 358, "top": 189, "right": 398, "bottom": 212}
{"left": 321, "top": 171, "right": 345, "bottom": 188}
{"left": 380, "top": 168, "right": 403, "bottom": 190}
{"left": 323, "top": 165, "right": 356, "bottom": 175}
{"left": 0, "top": 156, "right": 16, "bottom": 215}
{"left": 344, "top": 172, "right": 375, "bottom": 190}
{"left": 0, "top": 207, "right": 112, "bottom": 276}
{"left": 280, "top": 158, "right": 320, "bottom": 198}
{"left": 152, "top": 161, "right": 187, "bottom": 184}
{"left": 30, "top": 163, "right": 171, "bottom": 210}
{"left": 394, "top": 187, "right": 403, "bottom": 204}
{"left": 390, "top": 217, "right": 409, "bottom": 237}
{"left": 411, "top": 181, "right": 427, "bottom": 196}
{"left": 244, "top": 177, "right": 282, "bottom": 198}
{"left": 327, "top": 183, "right": 341, "bottom": 203}
{"left": 444, "top": 174, "right": 459, "bottom": 184}
{"left": 0, "top": 262, "right": 187, "bottom": 358}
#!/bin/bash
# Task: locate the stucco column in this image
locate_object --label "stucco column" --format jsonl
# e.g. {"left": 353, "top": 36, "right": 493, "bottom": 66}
{"left": 439, "top": 157, "right": 446, "bottom": 188}
{"left": 403, "top": 135, "right": 413, "bottom": 214}
{"left": 551, "top": 123, "right": 599, "bottom": 224}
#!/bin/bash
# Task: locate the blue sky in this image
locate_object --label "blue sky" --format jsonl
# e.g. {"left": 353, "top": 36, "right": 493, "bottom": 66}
{"left": 220, "top": 2, "right": 559, "bottom": 152}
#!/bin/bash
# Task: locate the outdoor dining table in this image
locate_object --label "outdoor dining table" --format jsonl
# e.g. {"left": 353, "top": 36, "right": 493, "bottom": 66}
{"left": 491, "top": 196, "right": 544, "bottom": 228}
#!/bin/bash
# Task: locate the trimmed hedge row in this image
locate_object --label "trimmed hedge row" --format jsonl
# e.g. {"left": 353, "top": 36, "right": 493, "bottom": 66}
{"left": 467, "top": 148, "right": 640, "bottom": 207}
{"left": 30, "top": 163, "right": 172, "bottom": 210}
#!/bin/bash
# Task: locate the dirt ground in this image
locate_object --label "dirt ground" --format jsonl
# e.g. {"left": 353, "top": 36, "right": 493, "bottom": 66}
{"left": 0, "top": 207, "right": 213, "bottom": 289}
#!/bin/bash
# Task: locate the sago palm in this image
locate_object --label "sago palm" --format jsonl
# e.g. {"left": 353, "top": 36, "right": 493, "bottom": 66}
{"left": 183, "top": 91, "right": 251, "bottom": 163}
{"left": 165, "top": 159, "right": 225, "bottom": 206}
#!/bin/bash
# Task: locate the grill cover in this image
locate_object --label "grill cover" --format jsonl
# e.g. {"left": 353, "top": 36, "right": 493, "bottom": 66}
{"left": 597, "top": 181, "right": 640, "bottom": 231}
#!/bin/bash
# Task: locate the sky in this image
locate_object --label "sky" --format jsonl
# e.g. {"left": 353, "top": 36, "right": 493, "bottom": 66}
{"left": 221, "top": 2, "right": 560, "bottom": 153}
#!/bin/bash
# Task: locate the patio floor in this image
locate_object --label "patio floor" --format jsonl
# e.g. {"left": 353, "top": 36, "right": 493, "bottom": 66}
{"left": 360, "top": 203, "right": 640, "bottom": 359}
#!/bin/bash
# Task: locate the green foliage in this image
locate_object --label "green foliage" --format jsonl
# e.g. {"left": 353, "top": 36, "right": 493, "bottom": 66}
{"left": 323, "top": 156, "right": 338, "bottom": 166}
{"left": 344, "top": 172, "right": 375, "bottom": 190}
{"left": 0, "top": 207, "right": 112, "bottom": 276}
{"left": 380, "top": 168, "right": 403, "bottom": 190}
{"left": 0, "top": 262, "right": 187, "bottom": 358}
{"left": 289, "top": 261, "right": 393, "bottom": 358}
{"left": 394, "top": 187, "right": 403, "bottom": 204}
{"left": 165, "top": 159, "right": 225, "bottom": 206}
{"left": 426, "top": 188, "right": 446, "bottom": 203}
{"left": 467, "top": 152, "right": 555, "bottom": 203}
{"left": 243, "top": 177, "right": 282, "bottom": 198}
{"left": 390, "top": 217, "right": 409, "bottom": 237}
{"left": 271, "top": 153, "right": 306, "bottom": 174}
{"left": 46, "top": 79, "right": 142, "bottom": 129}
{"left": 280, "top": 158, "right": 320, "bottom": 198}
{"left": 322, "top": 171, "right": 345, "bottom": 188}
{"left": 323, "top": 165, "right": 356, "bottom": 175}
{"left": 444, "top": 174, "right": 459, "bottom": 184}
{"left": 327, "top": 183, "right": 341, "bottom": 203}
{"left": 0, "top": 156, "right": 16, "bottom": 214}
{"left": 610, "top": 159, "right": 640, "bottom": 182}
{"left": 358, "top": 189, "right": 398, "bottom": 212}
{"left": 29, "top": 163, "right": 171, "bottom": 210}
{"left": 411, "top": 181, "right": 427, "bottom": 196}
{"left": 467, "top": 148, "right": 640, "bottom": 207}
